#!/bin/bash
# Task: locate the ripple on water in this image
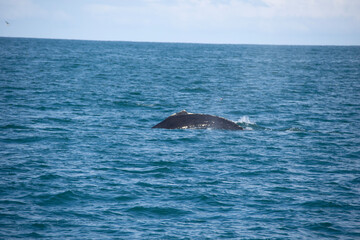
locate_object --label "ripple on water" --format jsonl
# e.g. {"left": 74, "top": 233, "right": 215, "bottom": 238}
{"left": 36, "top": 190, "right": 82, "bottom": 206}
{"left": 126, "top": 206, "right": 192, "bottom": 218}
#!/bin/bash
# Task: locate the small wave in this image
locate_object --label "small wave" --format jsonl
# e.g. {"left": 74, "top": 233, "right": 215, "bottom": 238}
{"left": 113, "top": 100, "right": 156, "bottom": 109}
{"left": 285, "top": 127, "right": 306, "bottom": 132}
{"left": 112, "top": 100, "right": 138, "bottom": 108}
{"left": 0, "top": 136, "right": 46, "bottom": 144}
{"left": 43, "top": 117, "right": 74, "bottom": 124}
{"left": 301, "top": 200, "right": 348, "bottom": 209}
{"left": 126, "top": 206, "right": 191, "bottom": 218}
{"left": 135, "top": 102, "right": 156, "bottom": 108}
{"left": 129, "top": 91, "right": 141, "bottom": 96}
{"left": 197, "top": 194, "right": 235, "bottom": 207}
{"left": 121, "top": 166, "right": 172, "bottom": 174}
{"left": 0, "top": 124, "right": 31, "bottom": 130}
{"left": 305, "top": 222, "right": 342, "bottom": 233}
{"left": 38, "top": 173, "right": 61, "bottom": 181}
{"left": 31, "top": 223, "right": 48, "bottom": 230}
{"left": 179, "top": 87, "right": 210, "bottom": 93}
{"left": 19, "top": 232, "right": 45, "bottom": 238}
{"left": 114, "top": 195, "right": 139, "bottom": 202}
{"left": 37, "top": 190, "right": 81, "bottom": 206}
{"left": 0, "top": 199, "right": 26, "bottom": 205}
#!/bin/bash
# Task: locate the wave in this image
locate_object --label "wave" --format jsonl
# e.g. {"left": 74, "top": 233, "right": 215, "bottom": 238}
{"left": 0, "top": 124, "right": 31, "bottom": 130}
{"left": 0, "top": 136, "right": 46, "bottom": 144}
{"left": 36, "top": 190, "right": 88, "bottom": 206}
{"left": 284, "top": 127, "right": 306, "bottom": 132}
{"left": 179, "top": 87, "right": 210, "bottom": 93}
{"left": 126, "top": 206, "right": 191, "bottom": 218}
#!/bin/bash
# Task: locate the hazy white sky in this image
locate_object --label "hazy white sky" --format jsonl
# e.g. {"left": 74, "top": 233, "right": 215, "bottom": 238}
{"left": 1, "top": 0, "right": 359, "bottom": 45}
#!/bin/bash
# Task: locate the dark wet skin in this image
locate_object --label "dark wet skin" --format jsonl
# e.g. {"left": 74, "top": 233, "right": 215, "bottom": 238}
{"left": 152, "top": 110, "right": 243, "bottom": 130}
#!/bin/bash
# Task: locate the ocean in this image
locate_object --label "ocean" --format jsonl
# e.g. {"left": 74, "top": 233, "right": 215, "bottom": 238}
{"left": 0, "top": 37, "right": 359, "bottom": 239}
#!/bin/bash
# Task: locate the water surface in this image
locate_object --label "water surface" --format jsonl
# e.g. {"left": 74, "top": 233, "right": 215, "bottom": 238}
{"left": 1, "top": 37, "right": 360, "bottom": 239}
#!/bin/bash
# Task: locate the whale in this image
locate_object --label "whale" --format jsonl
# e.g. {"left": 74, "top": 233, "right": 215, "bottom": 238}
{"left": 152, "top": 110, "right": 243, "bottom": 130}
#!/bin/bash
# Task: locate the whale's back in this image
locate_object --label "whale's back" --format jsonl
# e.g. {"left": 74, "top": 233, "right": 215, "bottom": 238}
{"left": 152, "top": 111, "right": 243, "bottom": 130}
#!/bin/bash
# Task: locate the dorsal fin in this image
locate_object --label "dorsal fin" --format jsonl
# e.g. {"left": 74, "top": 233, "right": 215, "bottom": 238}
{"left": 176, "top": 110, "right": 188, "bottom": 115}
{"left": 171, "top": 110, "right": 188, "bottom": 116}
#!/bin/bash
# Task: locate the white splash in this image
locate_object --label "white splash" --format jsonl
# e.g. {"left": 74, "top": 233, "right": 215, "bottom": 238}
{"left": 236, "top": 116, "right": 254, "bottom": 125}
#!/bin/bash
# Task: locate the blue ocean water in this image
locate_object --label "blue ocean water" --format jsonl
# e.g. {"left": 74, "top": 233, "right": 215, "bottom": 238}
{"left": 1, "top": 37, "right": 360, "bottom": 239}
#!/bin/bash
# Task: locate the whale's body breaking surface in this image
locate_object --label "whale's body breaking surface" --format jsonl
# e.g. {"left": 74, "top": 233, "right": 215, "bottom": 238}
{"left": 152, "top": 110, "right": 243, "bottom": 130}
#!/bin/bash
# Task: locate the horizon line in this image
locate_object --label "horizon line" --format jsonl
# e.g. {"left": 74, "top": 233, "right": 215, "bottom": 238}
{"left": 1, "top": 36, "right": 359, "bottom": 47}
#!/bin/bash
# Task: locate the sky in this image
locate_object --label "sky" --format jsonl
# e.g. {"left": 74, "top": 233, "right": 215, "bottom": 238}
{"left": 0, "top": 0, "right": 360, "bottom": 45}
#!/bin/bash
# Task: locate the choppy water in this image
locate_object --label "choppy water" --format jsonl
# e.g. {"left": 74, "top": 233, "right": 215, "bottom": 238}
{"left": 1, "top": 37, "right": 360, "bottom": 239}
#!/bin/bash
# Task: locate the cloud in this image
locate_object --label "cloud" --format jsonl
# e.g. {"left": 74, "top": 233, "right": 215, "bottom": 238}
{"left": 70, "top": 0, "right": 360, "bottom": 43}
{"left": 82, "top": 0, "right": 360, "bottom": 27}
{"left": 264, "top": 0, "right": 360, "bottom": 19}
